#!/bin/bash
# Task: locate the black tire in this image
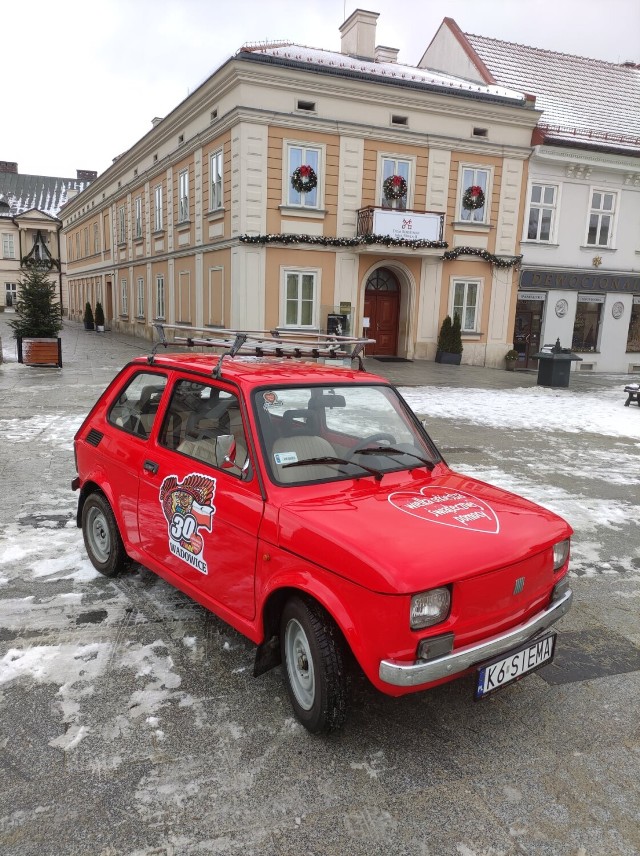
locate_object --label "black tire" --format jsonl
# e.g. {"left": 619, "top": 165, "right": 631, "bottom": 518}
{"left": 81, "top": 492, "right": 128, "bottom": 577}
{"left": 280, "top": 595, "right": 348, "bottom": 734}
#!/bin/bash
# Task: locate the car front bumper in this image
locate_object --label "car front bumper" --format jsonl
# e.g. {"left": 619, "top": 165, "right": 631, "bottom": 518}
{"left": 379, "top": 587, "right": 573, "bottom": 688}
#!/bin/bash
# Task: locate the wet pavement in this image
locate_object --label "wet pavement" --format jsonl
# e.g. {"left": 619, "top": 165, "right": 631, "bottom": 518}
{"left": 0, "top": 314, "right": 639, "bottom": 856}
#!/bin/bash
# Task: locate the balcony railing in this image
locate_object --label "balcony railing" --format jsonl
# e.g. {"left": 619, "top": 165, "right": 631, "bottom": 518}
{"left": 357, "top": 207, "right": 445, "bottom": 243}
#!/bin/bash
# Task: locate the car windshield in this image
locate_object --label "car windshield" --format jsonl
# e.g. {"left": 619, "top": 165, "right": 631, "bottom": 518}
{"left": 253, "top": 384, "right": 440, "bottom": 485}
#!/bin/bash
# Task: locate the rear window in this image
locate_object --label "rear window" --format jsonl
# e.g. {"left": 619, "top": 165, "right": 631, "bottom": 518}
{"left": 108, "top": 372, "right": 167, "bottom": 439}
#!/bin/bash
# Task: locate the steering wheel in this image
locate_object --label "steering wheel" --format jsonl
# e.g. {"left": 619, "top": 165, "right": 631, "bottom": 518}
{"left": 346, "top": 432, "right": 396, "bottom": 459}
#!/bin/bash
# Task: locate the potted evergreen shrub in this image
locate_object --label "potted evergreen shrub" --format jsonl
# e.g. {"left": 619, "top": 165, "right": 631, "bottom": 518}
{"left": 83, "top": 302, "right": 94, "bottom": 330}
{"left": 9, "top": 268, "right": 63, "bottom": 367}
{"left": 94, "top": 301, "right": 105, "bottom": 332}
{"left": 435, "top": 314, "right": 463, "bottom": 365}
{"left": 505, "top": 348, "right": 519, "bottom": 371}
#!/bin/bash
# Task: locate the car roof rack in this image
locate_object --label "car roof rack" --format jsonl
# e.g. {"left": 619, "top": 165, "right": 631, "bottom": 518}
{"left": 149, "top": 324, "right": 376, "bottom": 376}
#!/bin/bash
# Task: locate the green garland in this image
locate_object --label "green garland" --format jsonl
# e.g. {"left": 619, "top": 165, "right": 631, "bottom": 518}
{"left": 239, "top": 234, "right": 522, "bottom": 267}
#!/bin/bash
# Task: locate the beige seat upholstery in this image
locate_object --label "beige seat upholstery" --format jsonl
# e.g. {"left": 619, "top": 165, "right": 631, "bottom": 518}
{"left": 177, "top": 437, "right": 218, "bottom": 466}
{"left": 271, "top": 435, "right": 336, "bottom": 483}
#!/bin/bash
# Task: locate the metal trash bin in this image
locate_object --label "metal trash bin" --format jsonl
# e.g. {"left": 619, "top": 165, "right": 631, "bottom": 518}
{"left": 532, "top": 339, "right": 583, "bottom": 388}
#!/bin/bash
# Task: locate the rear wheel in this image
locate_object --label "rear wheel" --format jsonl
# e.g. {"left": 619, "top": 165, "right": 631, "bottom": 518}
{"left": 81, "top": 493, "right": 127, "bottom": 577}
{"left": 280, "top": 595, "right": 348, "bottom": 734}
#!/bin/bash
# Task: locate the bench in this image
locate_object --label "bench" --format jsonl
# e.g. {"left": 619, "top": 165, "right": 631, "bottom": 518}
{"left": 624, "top": 384, "right": 640, "bottom": 407}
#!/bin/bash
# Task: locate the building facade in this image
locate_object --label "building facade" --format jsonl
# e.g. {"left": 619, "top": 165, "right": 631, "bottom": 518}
{"left": 61, "top": 11, "right": 539, "bottom": 367}
{"left": 421, "top": 19, "right": 640, "bottom": 373}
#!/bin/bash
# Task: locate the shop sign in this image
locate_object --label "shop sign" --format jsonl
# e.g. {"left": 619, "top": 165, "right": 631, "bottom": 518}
{"left": 372, "top": 209, "right": 443, "bottom": 242}
{"left": 577, "top": 294, "right": 605, "bottom": 303}
{"left": 518, "top": 291, "right": 546, "bottom": 301}
{"left": 521, "top": 269, "right": 640, "bottom": 293}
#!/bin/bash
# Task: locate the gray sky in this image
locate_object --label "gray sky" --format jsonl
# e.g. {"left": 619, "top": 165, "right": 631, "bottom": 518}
{"left": 7, "top": 0, "right": 640, "bottom": 178}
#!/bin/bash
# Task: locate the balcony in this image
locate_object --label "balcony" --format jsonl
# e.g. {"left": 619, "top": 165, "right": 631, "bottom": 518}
{"left": 357, "top": 207, "right": 445, "bottom": 244}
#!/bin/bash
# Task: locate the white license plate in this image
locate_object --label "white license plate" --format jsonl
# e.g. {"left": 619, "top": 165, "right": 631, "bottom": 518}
{"left": 475, "top": 632, "right": 556, "bottom": 700}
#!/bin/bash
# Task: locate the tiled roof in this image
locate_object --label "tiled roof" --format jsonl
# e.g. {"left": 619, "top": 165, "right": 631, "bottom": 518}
{"left": 0, "top": 173, "right": 92, "bottom": 219}
{"left": 464, "top": 33, "right": 640, "bottom": 151}
{"left": 239, "top": 42, "right": 526, "bottom": 104}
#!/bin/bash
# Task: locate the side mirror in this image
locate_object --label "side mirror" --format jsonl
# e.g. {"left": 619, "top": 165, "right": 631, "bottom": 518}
{"left": 216, "top": 435, "right": 251, "bottom": 479}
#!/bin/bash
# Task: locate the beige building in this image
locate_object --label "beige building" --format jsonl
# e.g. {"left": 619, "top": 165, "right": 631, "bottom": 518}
{"left": 61, "top": 10, "right": 540, "bottom": 366}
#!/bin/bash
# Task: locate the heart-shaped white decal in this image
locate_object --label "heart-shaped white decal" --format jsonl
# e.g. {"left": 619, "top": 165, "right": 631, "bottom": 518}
{"left": 388, "top": 486, "right": 499, "bottom": 534}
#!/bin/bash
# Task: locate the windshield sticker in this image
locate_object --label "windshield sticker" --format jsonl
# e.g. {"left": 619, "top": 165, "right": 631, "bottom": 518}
{"left": 388, "top": 486, "right": 499, "bottom": 534}
{"left": 160, "top": 473, "right": 217, "bottom": 574}
{"left": 263, "top": 391, "right": 283, "bottom": 411}
{"left": 274, "top": 451, "right": 298, "bottom": 465}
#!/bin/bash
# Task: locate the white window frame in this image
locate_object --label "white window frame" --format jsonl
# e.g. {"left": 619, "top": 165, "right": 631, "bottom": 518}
{"left": 178, "top": 169, "right": 189, "bottom": 222}
{"left": 209, "top": 149, "right": 223, "bottom": 211}
{"left": 118, "top": 206, "right": 126, "bottom": 244}
{"left": 524, "top": 182, "right": 559, "bottom": 243}
{"left": 134, "top": 196, "right": 143, "bottom": 238}
{"left": 281, "top": 268, "right": 320, "bottom": 329}
{"left": 450, "top": 278, "right": 483, "bottom": 333}
{"left": 120, "top": 278, "right": 128, "bottom": 315}
{"left": 154, "top": 185, "right": 163, "bottom": 231}
{"left": 283, "top": 141, "right": 325, "bottom": 209}
{"left": 377, "top": 154, "right": 415, "bottom": 211}
{"left": 457, "top": 164, "right": 492, "bottom": 224}
{"left": 156, "top": 274, "right": 165, "bottom": 319}
{"left": 585, "top": 187, "right": 617, "bottom": 248}
{"left": 137, "top": 276, "right": 145, "bottom": 317}
{"left": 2, "top": 233, "right": 15, "bottom": 258}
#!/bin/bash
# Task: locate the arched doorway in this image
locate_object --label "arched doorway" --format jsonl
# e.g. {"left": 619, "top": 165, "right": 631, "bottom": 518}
{"left": 364, "top": 268, "right": 400, "bottom": 356}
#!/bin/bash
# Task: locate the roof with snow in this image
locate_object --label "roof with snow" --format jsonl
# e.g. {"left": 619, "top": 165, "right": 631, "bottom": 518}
{"left": 0, "top": 172, "right": 93, "bottom": 220}
{"left": 462, "top": 31, "right": 640, "bottom": 153}
{"left": 238, "top": 42, "right": 527, "bottom": 105}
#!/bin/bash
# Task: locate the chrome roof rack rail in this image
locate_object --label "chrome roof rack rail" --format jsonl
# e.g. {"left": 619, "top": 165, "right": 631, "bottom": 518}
{"left": 152, "top": 325, "right": 376, "bottom": 374}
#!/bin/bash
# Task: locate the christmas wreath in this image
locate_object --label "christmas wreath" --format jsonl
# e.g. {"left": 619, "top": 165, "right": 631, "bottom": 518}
{"left": 291, "top": 165, "right": 318, "bottom": 194}
{"left": 383, "top": 174, "right": 407, "bottom": 201}
{"left": 462, "top": 185, "right": 485, "bottom": 211}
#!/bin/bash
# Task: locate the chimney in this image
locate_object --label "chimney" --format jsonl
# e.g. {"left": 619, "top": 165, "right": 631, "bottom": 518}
{"left": 77, "top": 169, "right": 97, "bottom": 181}
{"left": 151, "top": 117, "right": 163, "bottom": 128}
{"left": 374, "top": 45, "right": 399, "bottom": 64}
{"left": 340, "top": 9, "right": 379, "bottom": 60}
{"left": 0, "top": 161, "right": 18, "bottom": 174}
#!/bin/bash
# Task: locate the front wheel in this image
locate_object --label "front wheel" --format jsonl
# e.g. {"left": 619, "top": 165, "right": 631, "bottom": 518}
{"left": 280, "top": 596, "right": 348, "bottom": 734}
{"left": 81, "top": 492, "right": 128, "bottom": 577}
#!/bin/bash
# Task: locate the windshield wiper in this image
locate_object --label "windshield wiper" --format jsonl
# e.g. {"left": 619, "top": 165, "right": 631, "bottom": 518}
{"left": 356, "top": 446, "right": 435, "bottom": 471}
{"left": 282, "top": 456, "right": 383, "bottom": 481}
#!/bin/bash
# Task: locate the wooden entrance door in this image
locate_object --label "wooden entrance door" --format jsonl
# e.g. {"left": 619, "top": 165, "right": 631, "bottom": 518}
{"left": 364, "top": 269, "right": 400, "bottom": 356}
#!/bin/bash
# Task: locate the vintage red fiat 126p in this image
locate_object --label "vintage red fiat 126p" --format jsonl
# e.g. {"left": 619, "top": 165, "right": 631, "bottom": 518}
{"left": 72, "top": 329, "right": 573, "bottom": 734}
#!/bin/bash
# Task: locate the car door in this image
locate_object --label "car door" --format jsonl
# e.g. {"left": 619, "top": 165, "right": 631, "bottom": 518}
{"left": 137, "top": 376, "right": 264, "bottom": 621}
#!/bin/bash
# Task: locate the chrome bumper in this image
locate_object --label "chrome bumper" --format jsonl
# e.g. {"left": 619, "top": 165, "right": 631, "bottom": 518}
{"left": 379, "top": 588, "right": 573, "bottom": 688}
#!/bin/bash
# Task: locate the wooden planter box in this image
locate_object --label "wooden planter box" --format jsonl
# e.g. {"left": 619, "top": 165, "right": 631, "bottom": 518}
{"left": 17, "top": 337, "right": 62, "bottom": 367}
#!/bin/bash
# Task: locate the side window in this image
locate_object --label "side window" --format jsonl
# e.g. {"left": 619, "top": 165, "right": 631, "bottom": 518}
{"left": 159, "top": 380, "right": 250, "bottom": 478}
{"left": 108, "top": 373, "right": 167, "bottom": 439}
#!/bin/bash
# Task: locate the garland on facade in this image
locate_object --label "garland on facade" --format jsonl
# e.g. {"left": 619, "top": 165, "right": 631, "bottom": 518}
{"left": 383, "top": 174, "right": 407, "bottom": 201}
{"left": 462, "top": 185, "right": 485, "bottom": 210}
{"left": 239, "top": 233, "right": 448, "bottom": 250}
{"left": 442, "top": 246, "right": 523, "bottom": 268}
{"left": 291, "top": 165, "right": 318, "bottom": 193}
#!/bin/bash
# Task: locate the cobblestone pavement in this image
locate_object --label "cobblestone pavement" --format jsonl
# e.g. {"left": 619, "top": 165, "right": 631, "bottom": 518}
{"left": 0, "top": 314, "right": 639, "bottom": 856}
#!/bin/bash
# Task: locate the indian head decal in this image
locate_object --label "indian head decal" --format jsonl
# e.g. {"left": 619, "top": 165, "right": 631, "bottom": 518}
{"left": 159, "top": 473, "right": 217, "bottom": 574}
{"left": 389, "top": 486, "right": 499, "bottom": 534}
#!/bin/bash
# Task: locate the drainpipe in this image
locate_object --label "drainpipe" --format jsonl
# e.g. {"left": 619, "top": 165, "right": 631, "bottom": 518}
{"left": 57, "top": 224, "right": 64, "bottom": 312}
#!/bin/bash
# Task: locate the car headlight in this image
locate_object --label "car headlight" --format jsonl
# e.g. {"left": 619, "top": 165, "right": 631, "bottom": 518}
{"left": 553, "top": 538, "right": 570, "bottom": 572}
{"left": 410, "top": 587, "right": 451, "bottom": 630}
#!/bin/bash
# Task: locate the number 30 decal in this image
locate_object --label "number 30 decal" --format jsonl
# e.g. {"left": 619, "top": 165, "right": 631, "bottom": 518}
{"left": 171, "top": 512, "right": 197, "bottom": 540}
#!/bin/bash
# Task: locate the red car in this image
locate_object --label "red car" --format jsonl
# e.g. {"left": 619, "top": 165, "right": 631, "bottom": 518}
{"left": 72, "top": 331, "right": 573, "bottom": 734}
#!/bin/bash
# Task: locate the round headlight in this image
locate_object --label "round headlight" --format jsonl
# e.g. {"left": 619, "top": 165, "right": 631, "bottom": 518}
{"left": 410, "top": 587, "right": 451, "bottom": 630}
{"left": 553, "top": 538, "right": 570, "bottom": 572}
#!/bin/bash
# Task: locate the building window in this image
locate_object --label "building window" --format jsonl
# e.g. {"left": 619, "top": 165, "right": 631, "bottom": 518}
{"left": 287, "top": 144, "right": 320, "bottom": 208}
{"left": 134, "top": 196, "right": 143, "bottom": 238}
{"left": 586, "top": 190, "right": 616, "bottom": 247}
{"left": 178, "top": 169, "right": 189, "bottom": 222}
{"left": 380, "top": 157, "right": 410, "bottom": 211}
{"left": 572, "top": 296, "right": 603, "bottom": 352}
{"left": 154, "top": 185, "right": 163, "bottom": 231}
{"left": 452, "top": 279, "right": 480, "bottom": 332}
{"left": 627, "top": 301, "right": 640, "bottom": 352}
{"left": 156, "top": 275, "right": 165, "bottom": 319}
{"left": 459, "top": 167, "right": 490, "bottom": 223}
{"left": 210, "top": 149, "right": 223, "bottom": 210}
{"left": 120, "top": 279, "right": 128, "bottom": 315}
{"left": 75, "top": 232, "right": 80, "bottom": 258}
{"left": 206, "top": 267, "right": 224, "bottom": 326}
{"left": 84, "top": 227, "right": 89, "bottom": 257}
{"left": 283, "top": 270, "right": 317, "bottom": 328}
{"left": 527, "top": 184, "right": 557, "bottom": 242}
{"left": 5, "top": 282, "right": 17, "bottom": 307}
{"left": 118, "top": 206, "right": 126, "bottom": 244}
{"left": 137, "top": 277, "right": 145, "bottom": 317}
{"left": 2, "top": 233, "right": 15, "bottom": 258}
{"left": 93, "top": 223, "right": 100, "bottom": 254}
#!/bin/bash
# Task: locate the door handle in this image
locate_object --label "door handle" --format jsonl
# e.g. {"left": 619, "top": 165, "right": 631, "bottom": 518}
{"left": 143, "top": 460, "right": 159, "bottom": 474}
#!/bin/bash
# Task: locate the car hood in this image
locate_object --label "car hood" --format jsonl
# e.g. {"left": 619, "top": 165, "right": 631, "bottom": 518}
{"left": 276, "top": 466, "right": 572, "bottom": 594}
